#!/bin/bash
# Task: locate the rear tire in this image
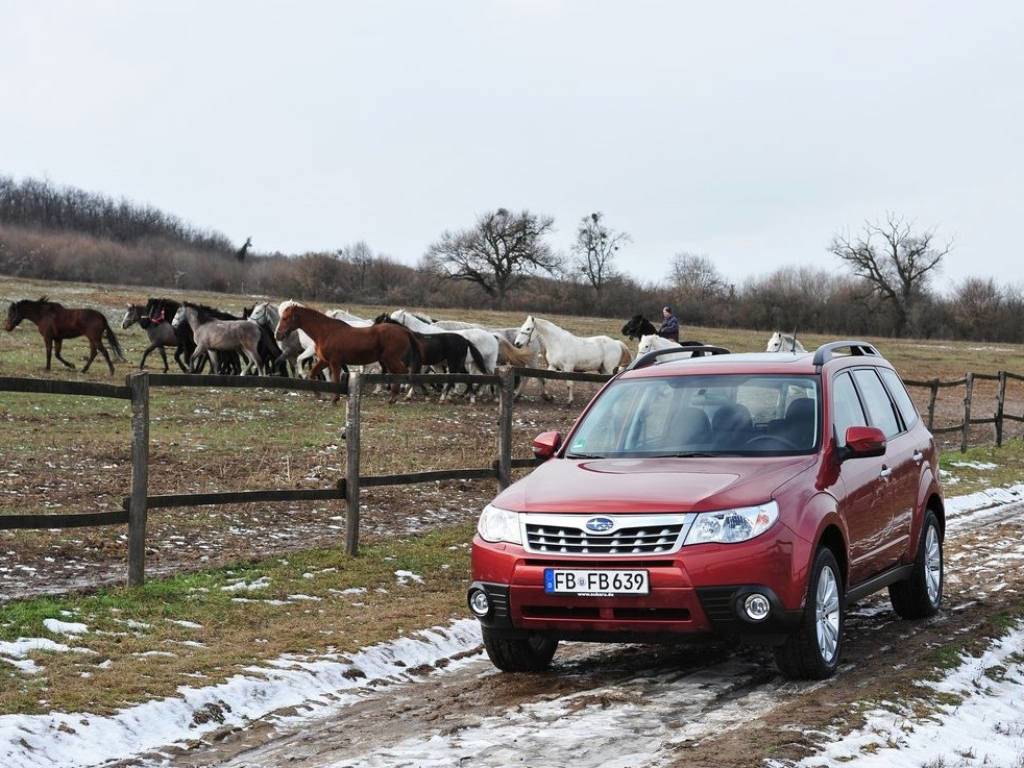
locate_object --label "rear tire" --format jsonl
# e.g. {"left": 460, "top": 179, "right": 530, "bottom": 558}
{"left": 774, "top": 547, "right": 844, "bottom": 680}
{"left": 482, "top": 628, "right": 558, "bottom": 672}
{"left": 889, "top": 510, "right": 943, "bottom": 619}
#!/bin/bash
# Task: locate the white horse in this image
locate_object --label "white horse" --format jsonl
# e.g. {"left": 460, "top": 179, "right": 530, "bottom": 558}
{"left": 389, "top": 309, "right": 499, "bottom": 376}
{"left": 767, "top": 331, "right": 806, "bottom": 353}
{"left": 514, "top": 316, "right": 631, "bottom": 404}
{"left": 636, "top": 334, "right": 702, "bottom": 363}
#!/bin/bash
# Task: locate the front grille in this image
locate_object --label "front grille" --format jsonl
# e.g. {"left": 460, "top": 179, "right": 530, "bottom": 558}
{"left": 524, "top": 520, "right": 687, "bottom": 555}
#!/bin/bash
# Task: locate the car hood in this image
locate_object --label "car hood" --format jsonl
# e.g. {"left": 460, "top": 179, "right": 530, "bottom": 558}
{"left": 493, "top": 456, "right": 816, "bottom": 514}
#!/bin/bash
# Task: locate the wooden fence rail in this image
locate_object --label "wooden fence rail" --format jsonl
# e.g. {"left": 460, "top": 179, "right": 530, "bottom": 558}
{"left": 0, "top": 366, "right": 606, "bottom": 586}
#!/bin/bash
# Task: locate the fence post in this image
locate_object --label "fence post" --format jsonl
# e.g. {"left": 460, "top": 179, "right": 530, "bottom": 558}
{"left": 991, "top": 370, "right": 1007, "bottom": 448}
{"left": 961, "top": 373, "right": 974, "bottom": 454}
{"left": 926, "top": 380, "right": 939, "bottom": 432}
{"left": 127, "top": 372, "right": 150, "bottom": 586}
{"left": 345, "top": 371, "right": 361, "bottom": 556}
{"left": 497, "top": 368, "right": 514, "bottom": 490}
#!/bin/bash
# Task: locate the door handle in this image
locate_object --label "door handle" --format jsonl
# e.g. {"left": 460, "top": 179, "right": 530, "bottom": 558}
{"left": 912, "top": 450, "right": 924, "bottom": 464}
{"left": 879, "top": 466, "right": 892, "bottom": 478}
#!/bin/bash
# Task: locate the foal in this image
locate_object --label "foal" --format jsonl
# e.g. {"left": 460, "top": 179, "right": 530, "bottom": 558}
{"left": 122, "top": 304, "right": 184, "bottom": 372}
{"left": 5, "top": 297, "right": 125, "bottom": 374}
{"left": 275, "top": 303, "right": 420, "bottom": 403}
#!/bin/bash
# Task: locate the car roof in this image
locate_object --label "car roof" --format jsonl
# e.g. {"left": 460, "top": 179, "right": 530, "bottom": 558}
{"left": 621, "top": 350, "right": 895, "bottom": 380}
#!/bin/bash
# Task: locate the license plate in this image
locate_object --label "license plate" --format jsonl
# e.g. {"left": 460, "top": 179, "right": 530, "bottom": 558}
{"left": 543, "top": 569, "right": 649, "bottom": 595}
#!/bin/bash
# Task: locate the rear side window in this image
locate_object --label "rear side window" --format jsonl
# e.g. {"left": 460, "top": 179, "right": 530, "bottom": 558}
{"left": 832, "top": 372, "right": 868, "bottom": 446}
{"left": 878, "top": 368, "right": 919, "bottom": 428}
{"left": 852, "top": 369, "right": 901, "bottom": 438}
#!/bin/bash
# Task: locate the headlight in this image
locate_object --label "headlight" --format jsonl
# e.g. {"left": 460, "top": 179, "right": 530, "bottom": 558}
{"left": 683, "top": 501, "right": 779, "bottom": 546}
{"left": 477, "top": 504, "right": 522, "bottom": 545}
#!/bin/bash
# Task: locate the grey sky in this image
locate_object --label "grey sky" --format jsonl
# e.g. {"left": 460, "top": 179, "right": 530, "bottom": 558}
{"left": 2, "top": 1, "right": 1021, "bottom": 290}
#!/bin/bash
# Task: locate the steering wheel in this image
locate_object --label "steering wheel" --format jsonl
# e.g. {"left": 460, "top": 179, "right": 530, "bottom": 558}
{"left": 745, "top": 434, "right": 799, "bottom": 450}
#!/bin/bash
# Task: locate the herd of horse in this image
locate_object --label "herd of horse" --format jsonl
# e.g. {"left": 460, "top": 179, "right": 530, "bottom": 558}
{"left": 4, "top": 296, "right": 805, "bottom": 404}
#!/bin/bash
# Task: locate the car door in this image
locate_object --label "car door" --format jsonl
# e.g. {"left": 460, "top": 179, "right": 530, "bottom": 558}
{"left": 877, "top": 367, "right": 927, "bottom": 554}
{"left": 851, "top": 368, "right": 908, "bottom": 576}
{"left": 831, "top": 371, "right": 890, "bottom": 586}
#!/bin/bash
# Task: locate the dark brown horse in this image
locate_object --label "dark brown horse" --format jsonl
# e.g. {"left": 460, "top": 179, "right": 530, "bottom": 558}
{"left": 5, "top": 297, "right": 125, "bottom": 374}
{"left": 275, "top": 301, "right": 420, "bottom": 403}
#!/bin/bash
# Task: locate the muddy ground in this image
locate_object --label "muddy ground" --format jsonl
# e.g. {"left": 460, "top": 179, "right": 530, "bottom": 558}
{"left": 106, "top": 502, "right": 1024, "bottom": 768}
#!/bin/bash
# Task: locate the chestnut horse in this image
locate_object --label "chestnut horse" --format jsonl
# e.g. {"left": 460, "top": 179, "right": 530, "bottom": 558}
{"left": 5, "top": 297, "right": 125, "bottom": 374}
{"left": 275, "top": 301, "right": 420, "bottom": 403}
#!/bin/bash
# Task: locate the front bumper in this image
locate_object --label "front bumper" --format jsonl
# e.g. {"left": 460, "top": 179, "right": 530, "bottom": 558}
{"left": 469, "top": 523, "right": 808, "bottom": 642}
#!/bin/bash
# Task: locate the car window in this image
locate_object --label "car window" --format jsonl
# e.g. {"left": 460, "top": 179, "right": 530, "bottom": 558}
{"left": 831, "top": 372, "right": 868, "bottom": 446}
{"left": 878, "top": 368, "right": 919, "bottom": 428}
{"left": 852, "top": 369, "right": 901, "bottom": 438}
{"left": 566, "top": 374, "right": 821, "bottom": 458}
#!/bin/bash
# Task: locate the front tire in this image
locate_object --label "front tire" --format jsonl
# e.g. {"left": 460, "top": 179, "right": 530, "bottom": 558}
{"left": 889, "top": 510, "right": 943, "bottom": 619}
{"left": 482, "top": 628, "right": 558, "bottom": 672}
{"left": 774, "top": 547, "right": 844, "bottom": 680}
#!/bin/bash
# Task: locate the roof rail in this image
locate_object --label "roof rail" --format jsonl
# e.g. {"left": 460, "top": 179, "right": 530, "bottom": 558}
{"left": 627, "top": 345, "right": 731, "bottom": 371}
{"left": 811, "top": 340, "right": 880, "bottom": 367}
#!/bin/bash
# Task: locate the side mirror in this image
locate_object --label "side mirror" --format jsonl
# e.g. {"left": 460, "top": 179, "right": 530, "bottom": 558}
{"left": 840, "top": 426, "right": 887, "bottom": 461}
{"left": 532, "top": 431, "right": 562, "bottom": 460}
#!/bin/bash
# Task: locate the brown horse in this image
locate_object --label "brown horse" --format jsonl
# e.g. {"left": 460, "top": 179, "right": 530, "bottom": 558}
{"left": 275, "top": 301, "right": 420, "bottom": 403}
{"left": 5, "top": 297, "right": 125, "bottom": 375}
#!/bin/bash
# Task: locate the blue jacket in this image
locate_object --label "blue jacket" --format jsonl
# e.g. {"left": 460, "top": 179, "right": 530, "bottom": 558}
{"left": 658, "top": 314, "right": 680, "bottom": 340}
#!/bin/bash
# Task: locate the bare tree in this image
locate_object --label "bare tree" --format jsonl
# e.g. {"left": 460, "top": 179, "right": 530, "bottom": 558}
{"left": 829, "top": 213, "right": 950, "bottom": 336}
{"left": 424, "top": 208, "right": 559, "bottom": 304}
{"left": 572, "top": 212, "right": 629, "bottom": 293}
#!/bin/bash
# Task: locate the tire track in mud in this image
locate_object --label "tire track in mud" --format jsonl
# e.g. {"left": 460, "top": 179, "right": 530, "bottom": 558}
{"left": 131, "top": 504, "right": 1024, "bottom": 768}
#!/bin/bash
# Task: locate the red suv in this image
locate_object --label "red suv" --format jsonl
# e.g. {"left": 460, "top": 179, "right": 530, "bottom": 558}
{"left": 468, "top": 341, "right": 944, "bottom": 679}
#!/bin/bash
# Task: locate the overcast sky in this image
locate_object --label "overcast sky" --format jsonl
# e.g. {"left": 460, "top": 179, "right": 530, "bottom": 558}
{"left": 1, "top": 1, "right": 1021, "bottom": 289}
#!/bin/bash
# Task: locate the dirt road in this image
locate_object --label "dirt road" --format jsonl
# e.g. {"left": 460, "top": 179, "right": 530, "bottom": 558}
{"left": 124, "top": 502, "right": 1024, "bottom": 768}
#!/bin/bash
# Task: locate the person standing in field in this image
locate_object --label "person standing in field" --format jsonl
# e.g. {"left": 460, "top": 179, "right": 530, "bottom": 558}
{"left": 658, "top": 305, "right": 680, "bottom": 342}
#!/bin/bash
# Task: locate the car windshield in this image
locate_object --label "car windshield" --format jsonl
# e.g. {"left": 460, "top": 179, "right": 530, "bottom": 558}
{"left": 565, "top": 374, "right": 821, "bottom": 458}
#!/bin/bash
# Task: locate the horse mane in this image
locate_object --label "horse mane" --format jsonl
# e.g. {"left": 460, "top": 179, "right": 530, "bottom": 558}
{"left": 22, "top": 295, "right": 63, "bottom": 309}
{"left": 183, "top": 301, "right": 238, "bottom": 321}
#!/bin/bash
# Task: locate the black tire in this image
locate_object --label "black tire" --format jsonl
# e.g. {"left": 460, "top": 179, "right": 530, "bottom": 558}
{"left": 482, "top": 628, "right": 558, "bottom": 672}
{"left": 889, "top": 510, "right": 943, "bottom": 619}
{"left": 774, "top": 547, "right": 844, "bottom": 680}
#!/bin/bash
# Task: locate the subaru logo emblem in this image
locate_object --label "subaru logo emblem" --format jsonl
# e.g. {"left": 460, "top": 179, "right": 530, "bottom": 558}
{"left": 585, "top": 517, "right": 614, "bottom": 533}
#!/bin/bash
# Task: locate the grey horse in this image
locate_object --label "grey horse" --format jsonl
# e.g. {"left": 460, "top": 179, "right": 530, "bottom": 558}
{"left": 171, "top": 303, "right": 262, "bottom": 375}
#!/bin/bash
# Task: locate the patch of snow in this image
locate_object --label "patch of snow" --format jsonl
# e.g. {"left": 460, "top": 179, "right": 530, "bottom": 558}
{"left": 796, "top": 623, "right": 1024, "bottom": 767}
{"left": 0, "top": 620, "right": 482, "bottom": 768}
{"left": 42, "top": 619, "right": 89, "bottom": 636}
{"left": 945, "top": 483, "right": 1024, "bottom": 530}
{"left": 395, "top": 570, "right": 424, "bottom": 585}
{"left": 0, "top": 638, "right": 75, "bottom": 674}
{"left": 949, "top": 460, "right": 999, "bottom": 471}
{"left": 220, "top": 576, "right": 271, "bottom": 593}
{"left": 168, "top": 620, "right": 202, "bottom": 630}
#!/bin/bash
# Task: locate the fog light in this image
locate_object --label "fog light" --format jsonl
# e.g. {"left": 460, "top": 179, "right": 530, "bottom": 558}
{"left": 743, "top": 593, "right": 771, "bottom": 621}
{"left": 469, "top": 589, "right": 491, "bottom": 617}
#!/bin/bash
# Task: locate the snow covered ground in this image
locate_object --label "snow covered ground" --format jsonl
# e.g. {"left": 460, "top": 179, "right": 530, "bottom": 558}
{"left": 789, "top": 623, "right": 1024, "bottom": 768}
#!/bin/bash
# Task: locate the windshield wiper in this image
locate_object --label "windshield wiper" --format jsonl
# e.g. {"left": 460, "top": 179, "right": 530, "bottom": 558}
{"left": 654, "top": 452, "right": 739, "bottom": 458}
{"left": 565, "top": 452, "right": 607, "bottom": 459}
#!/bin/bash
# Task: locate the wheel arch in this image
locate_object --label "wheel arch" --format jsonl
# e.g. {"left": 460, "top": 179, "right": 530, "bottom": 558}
{"left": 817, "top": 524, "right": 849, "bottom": 589}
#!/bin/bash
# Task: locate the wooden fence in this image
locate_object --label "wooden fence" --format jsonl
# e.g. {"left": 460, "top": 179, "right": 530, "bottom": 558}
{"left": 0, "top": 367, "right": 610, "bottom": 586}
{"left": 903, "top": 371, "right": 1024, "bottom": 453}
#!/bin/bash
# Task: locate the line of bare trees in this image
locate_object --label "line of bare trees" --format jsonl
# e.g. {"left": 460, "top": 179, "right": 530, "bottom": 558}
{"left": 0, "top": 176, "right": 1017, "bottom": 342}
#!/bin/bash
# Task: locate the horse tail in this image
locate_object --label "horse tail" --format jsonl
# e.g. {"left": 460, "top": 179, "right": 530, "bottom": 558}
{"left": 467, "top": 340, "right": 487, "bottom": 373}
{"left": 104, "top": 319, "right": 127, "bottom": 361}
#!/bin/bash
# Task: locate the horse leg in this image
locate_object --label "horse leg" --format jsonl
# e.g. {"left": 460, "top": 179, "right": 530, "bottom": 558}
{"left": 139, "top": 342, "right": 157, "bottom": 370}
{"left": 53, "top": 339, "right": 75, "bottom": 370}
{"left": 207, "top": 350, "right": 219, "bottom": 375}
{"left": 81, "top": 341, "right": 98, "bottom": 373}
{"left": 96, "top": 340, "right": 114, "bottom": 375}
{"left": 44, "top": 335, "right": 53, "bottom": 371}
{"left": 308, "top": 359, "right": 327, "bottom": 398}
{"left": 329, "top": 363, "right": 342, "bottom": 404}
{"left": 158, "top": 346, "right": 170, "bottom": 373}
